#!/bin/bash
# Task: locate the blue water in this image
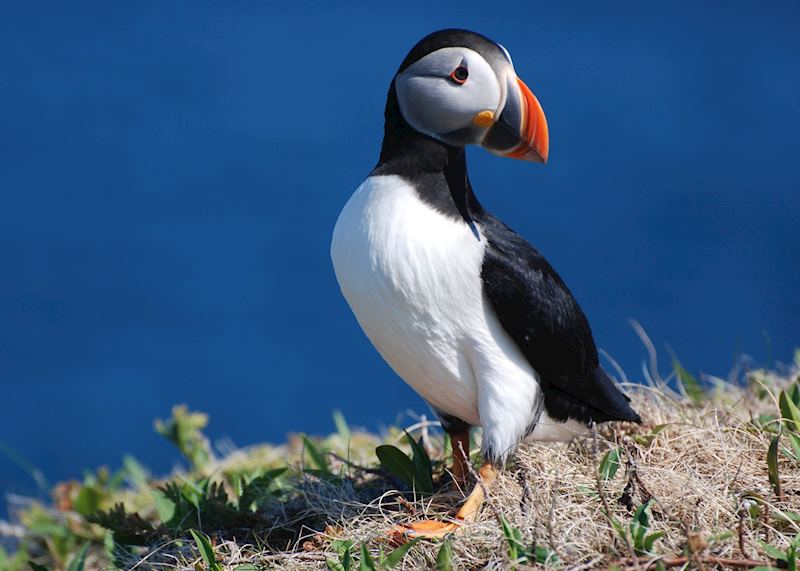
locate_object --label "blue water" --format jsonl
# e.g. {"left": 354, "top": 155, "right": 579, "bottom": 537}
{"left": 1, "top": 2, "right": 798, "bottom": 505}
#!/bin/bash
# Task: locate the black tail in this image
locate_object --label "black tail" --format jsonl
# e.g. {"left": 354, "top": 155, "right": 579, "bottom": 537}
{"left": 590, "top": 367, "right": 642, "bottom": 423}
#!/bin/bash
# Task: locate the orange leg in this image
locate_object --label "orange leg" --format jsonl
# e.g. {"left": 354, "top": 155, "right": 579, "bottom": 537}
{"left": 448, "top": 429, "right": 470, "bottom": 489}
{"left": 389, "top": 461, "right": 499, "bottom": 542}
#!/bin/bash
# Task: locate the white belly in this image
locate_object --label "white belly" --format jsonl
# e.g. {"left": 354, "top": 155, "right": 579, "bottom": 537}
{"left": 331, "top": 175, "right": 582, "bottom": 460}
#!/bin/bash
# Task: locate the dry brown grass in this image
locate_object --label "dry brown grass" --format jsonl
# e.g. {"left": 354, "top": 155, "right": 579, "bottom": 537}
{"left": 111, "top": 366, "right": 800, "bottom": 571}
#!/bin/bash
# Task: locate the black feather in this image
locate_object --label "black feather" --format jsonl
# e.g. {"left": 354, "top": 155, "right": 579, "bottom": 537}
{"left": 478, "top": 214, "right": 641, "bottom": 424}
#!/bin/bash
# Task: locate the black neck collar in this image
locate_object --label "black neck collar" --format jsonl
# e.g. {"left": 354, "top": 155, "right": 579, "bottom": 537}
{"left": 371, "top": 82, "right": 483, "bottom": 234}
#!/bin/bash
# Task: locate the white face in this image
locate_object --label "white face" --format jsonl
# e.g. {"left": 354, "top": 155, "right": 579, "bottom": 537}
{"left": 395, "top": 47, "right": 507, "bottom": 145}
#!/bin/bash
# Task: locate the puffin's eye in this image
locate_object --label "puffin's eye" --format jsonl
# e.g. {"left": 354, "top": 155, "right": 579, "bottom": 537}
{"left": 450, "top": 65, "right": 469, "bottom": 85}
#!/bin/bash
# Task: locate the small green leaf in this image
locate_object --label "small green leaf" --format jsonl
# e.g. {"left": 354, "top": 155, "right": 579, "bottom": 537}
{"left": 610, "top": 516, "right": 627, "bottom": 543}
{"left": 154, "top": 405, "right": 211, "bottom": 470}
{"left": 630, "top": 501, "right": 654, "bottom": 554}
{"left": 326, "top": 559, "right": 346, "bottom": 571}
{"left": 73, "top": 486, "right": 103, "bottom": 517}
{"left": 500, "top": 515, "right": 524, "bottom": 561}
{"left": 103, "top": 530, "right": 121, "bottom": 571}
{"left": 358, "top": 543, "right": 376, "bottom": 571}
{"left": 381, "top": 538, "right": 418, "bottom": 567}
{"left": 759, "top": 540, "right": 788, "bottom": 561}
{"left": 789, "top": 382, "right": 800, "bottom": 406}
{"left": 122, "top": 455, "right": 149, "bottom": 489}
{"left": 404, "top": 432, "right": 434, "bottom": 494}
{"left": 239, "top": 467, "right": 288, "bottom": 512}
{"left": 333, "top": 410, "right": 351, "bottom": 443}
{"left": 66, "top": 543, "right": 89, "bottom": 571}
{"left": 771, "top": 510, "right": 800, "bottom": 523}
{"left": 29, "top": 563, "right": 50, "bottom": 571}
{"left": 788, "top": 433, "right": 800, "bottom": 462}
{"left": 633, "top": 424, "right": 667, "bottom": 446}
{"left": 233, "top": 566, "right": 259, "bottom": 571}
{"left": 599, "top": 448, "right": 621, "bottom": 481}
{"left": 533, "top": 545, "right": 558, "bottom": 565}
{"left": 152, "top": 489, "right": 177, "bottom": 525}
{"left": 767, "top": 434, "right": 782, "bottom": 498}
{"left": 644, "top": 531, "right": 666, "bottom": 552}
{"left": 779, "top": 390, "right": 800, "bottom": 432}
{"left": 190, "top": 530, "right": 223, "bottom": 571}
{"left": 376, "top": 445, "right": 417, "bottom": 488}
{"left": 332, "top": 539, "right": 355, "bottom": 556}
{"left": 302, "top": 435, "right": 330, "bottom": 473}
{"left": 342, "top": 549, "right": 352, "bottom": 571}
{"left": 435, "top": 538, "right": 454, "bottom": 571}
{"left": 671, "top": 353, "right": 704, "bottom": 403}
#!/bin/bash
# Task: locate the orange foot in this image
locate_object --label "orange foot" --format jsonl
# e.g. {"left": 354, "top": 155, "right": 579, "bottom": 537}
{"left": 388, "top": 519, "right": 462, "bottom": 545}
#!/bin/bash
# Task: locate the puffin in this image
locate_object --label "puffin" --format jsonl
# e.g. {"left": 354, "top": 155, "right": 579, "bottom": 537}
{"left": 330, "top": 29, "right": 641, "bottom": 538}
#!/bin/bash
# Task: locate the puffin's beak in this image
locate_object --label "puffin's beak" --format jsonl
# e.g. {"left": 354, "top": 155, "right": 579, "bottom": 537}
{"left": 481, "top": 75, "right": 549, "bottom": 163}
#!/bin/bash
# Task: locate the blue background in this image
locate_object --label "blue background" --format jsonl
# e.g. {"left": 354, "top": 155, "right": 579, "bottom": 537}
{"left": 1, "top": 1, "right": 798, "bottom": 503}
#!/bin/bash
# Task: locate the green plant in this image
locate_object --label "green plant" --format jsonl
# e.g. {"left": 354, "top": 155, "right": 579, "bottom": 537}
{"left": 0, "top": 545, "right": 30, "bottom": 571}
{"left": 375, "top": 431, "right": 434, "bottom": 494}
{"left": 598, "top": 448, "right": 621, "bottom": 481}
{"left": 66, "top": 542, "right": 89, "bottom": 571}
{"left": 154, "top": 405, "right": 212, "bottom": 471}
{"left": 611, "top": 501, "right": 665, "bottom": 556}
{"left": 499, "top": 515, "right": 558, "bottom": 567}
{"left": 780, "top": 385, "right": 800, "bottom": 430}
{"left": 326, "top": 539, "right": 355, "bottom": 571}
{"left": 333, "top": 410, "right": 351, "bottom": 444}
{"left": 190, "top": 530, "right": 223, "bottom": 571}
{"left": 670, "top": 352, "right": 703, "bottom": 403}
{"left": 238, "top": 467, "right": 289, "bottom": 512}
{"left": 633, "top": 424, "right": 667, "bottom": 447}
{"left": 758, "top": 532, "right": 800, "bottom": 571}
{"left": 436, "top": 538, "right": 454, "bottom": 570}
{"left": 768, "top": 433, "right": 782, "bottom": 499}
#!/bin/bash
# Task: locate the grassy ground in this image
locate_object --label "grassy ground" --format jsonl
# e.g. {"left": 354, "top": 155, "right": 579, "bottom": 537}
{"left": 2, "top": 353, "right": 800, "bottom": 570}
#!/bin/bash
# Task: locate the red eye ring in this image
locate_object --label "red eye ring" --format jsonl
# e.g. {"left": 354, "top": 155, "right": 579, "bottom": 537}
{"left": 450, "top": 65, "right": 469, "bottom": 85}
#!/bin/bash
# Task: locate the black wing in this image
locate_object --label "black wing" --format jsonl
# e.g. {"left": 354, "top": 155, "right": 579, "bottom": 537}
{"left": 478, "top": 214, "right": 640, "bottom": 424}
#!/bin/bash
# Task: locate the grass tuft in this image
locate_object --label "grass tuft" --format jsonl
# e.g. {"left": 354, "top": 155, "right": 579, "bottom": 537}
{"left": 3, "top": 360, "right": 800, "bottom": 570}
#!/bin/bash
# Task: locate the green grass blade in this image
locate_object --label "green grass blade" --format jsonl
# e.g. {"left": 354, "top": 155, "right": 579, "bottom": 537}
{"left": 190, "top": 529, "right": 223, "bottom": 571}
{"left": 779, "top": 390, "right": 800, "bottom": 432}
{"left": 403, "top": 432, "right": 434, "bottom": 493}
{"left": 333, "top": 410, "right": 351, "bottom": 443}
{"left": 786, "top": 433, "right": 800, "bottom": 462}
{"left": 381, "top": 538, "right": 418, "bottom": 567}
{"left": 644, "top": 531, "right": 666, "bottom": 553}
{"left": 302, "top": 435, "right": 330, "bottom": 473}
{"left": 66, "top": 543, "right": 89, "bottom": 571}
{"left": 670, "top": 353, "right": 704, "bottom": 403}
{"left": 436, "top": 538, "right": 454, "bottom": 571}
{"left": 758, "top": 539, "right": 787, "bottom": 561}
{"left": 500, "top": 515, "right": 520, "bottom": 560}
{"left": 358, "top": 543, "right": 376, "bottom": 571}
{"left": 768, "top": 434, "right": 782, "bottom": 499}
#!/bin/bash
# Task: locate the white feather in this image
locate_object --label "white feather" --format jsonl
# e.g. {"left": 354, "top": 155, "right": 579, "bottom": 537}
{"left": 331, "top": 175, "right": 586, "bottom": 461}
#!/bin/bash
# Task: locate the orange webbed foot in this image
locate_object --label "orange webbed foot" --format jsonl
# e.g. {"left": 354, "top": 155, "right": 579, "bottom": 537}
{"left": 388, "top": 519, "right": 462, "bottom": 545}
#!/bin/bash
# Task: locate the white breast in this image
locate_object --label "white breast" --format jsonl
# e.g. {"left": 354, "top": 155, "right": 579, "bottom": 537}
{"left": 331, "top": 175, "right": 582, "bottom": 461}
